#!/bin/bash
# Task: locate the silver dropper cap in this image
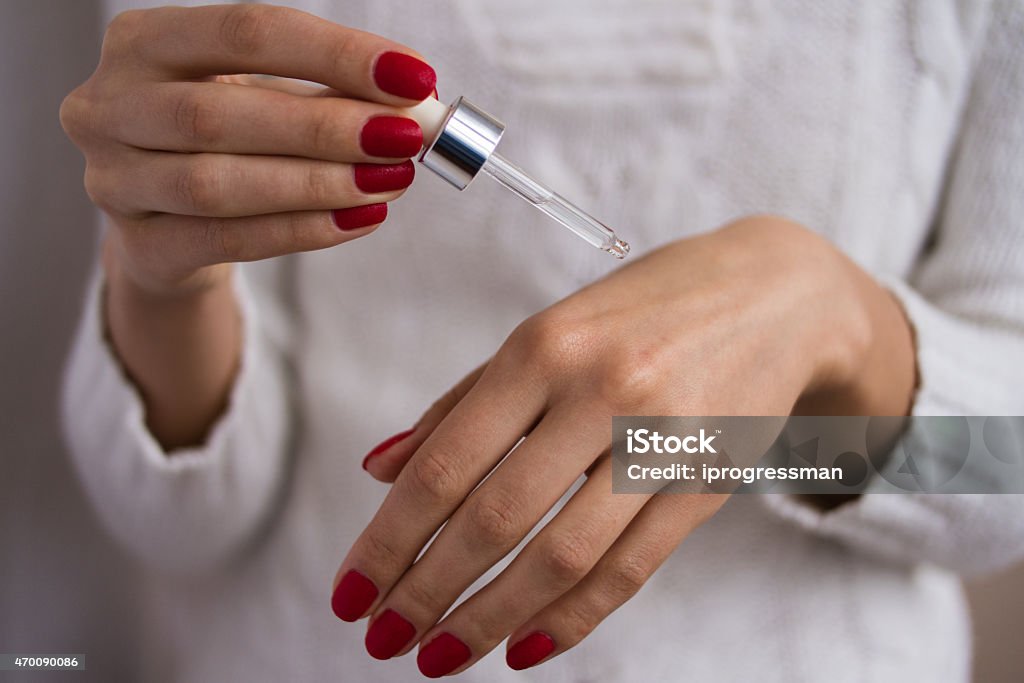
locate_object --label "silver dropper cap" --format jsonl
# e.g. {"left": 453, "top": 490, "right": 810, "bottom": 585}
{"left": 419, "top": 97, "right": 505, "bottom": 190}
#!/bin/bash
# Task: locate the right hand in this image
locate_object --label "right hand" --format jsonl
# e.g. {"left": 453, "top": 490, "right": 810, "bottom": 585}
{"left": 60, "top": 4, "right": 436, "bottom": 296}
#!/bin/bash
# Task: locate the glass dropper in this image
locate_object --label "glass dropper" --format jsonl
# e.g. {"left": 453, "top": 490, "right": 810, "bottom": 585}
{"left": 409, "top": 97, "right": 630, "bottom": 259}
{"left": 480, "top": 153, "right": 630, "bottom": 258}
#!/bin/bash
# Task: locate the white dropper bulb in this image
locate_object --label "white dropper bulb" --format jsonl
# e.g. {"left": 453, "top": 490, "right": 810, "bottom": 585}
{"left": 405, "top": 97, "right": 450, "bottom": 147}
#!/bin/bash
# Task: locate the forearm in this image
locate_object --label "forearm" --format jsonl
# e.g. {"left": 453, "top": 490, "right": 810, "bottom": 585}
{"left": 102, "top": 236, "right": 242, "bottom": 450}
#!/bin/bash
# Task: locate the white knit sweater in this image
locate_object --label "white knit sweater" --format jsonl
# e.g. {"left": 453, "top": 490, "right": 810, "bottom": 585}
{"left": 63, "top": 1, "right": 1024, "bottom": 681}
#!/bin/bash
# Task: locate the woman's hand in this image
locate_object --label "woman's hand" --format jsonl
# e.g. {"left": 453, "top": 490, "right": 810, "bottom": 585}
{"left": 61, "top": 3, "right": 434, "bottom": 294}
{"left": 331, "top": 216, "right": 917, "bottom": 676}
{"left": 59, "top": 4, "right": 436, "bottom": 447}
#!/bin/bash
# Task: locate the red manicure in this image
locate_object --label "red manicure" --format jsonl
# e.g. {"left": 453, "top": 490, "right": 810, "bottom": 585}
{"left": 417, "top": 633, "right": 471, "bottom": 678}
{"left": 362, "top": 428, "right": 415, "bottom": 470}
{"left": 506, "top": 632, "right": 555, "bottom": 671}
{"left": 374, "top": 51, "right": 437, "bottom": 100}
{"left": 360, "top": 116, "right": 423, "bottom": 158}
{"left": 331, "top": 570, "right": 379, "bottom": 622}
{"left": 332, "top": 203, "right": 387, "bottom": 231}
{"left": 354, "top": 160, "right": 415, "bottom": 194}
{"left": 365, "top": 609, "right": 417, "bottom": 660}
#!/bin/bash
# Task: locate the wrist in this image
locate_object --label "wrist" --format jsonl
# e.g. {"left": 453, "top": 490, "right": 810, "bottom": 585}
{"left": 713, "top": 216, "right": 873, "bottom": 401}
{"left": 100, "top": 234, "right": 243, "bottom": 449}
{"left": 102, "top": 231, "right": 233, "bottom": 303}
{"left": 782, "top": 230, "right": 916, "bottom": 416}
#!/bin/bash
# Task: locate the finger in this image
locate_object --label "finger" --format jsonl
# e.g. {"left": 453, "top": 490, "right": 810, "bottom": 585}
{"left": 413, "top": 461, "right": 650, "bottom": 678}
{"left": 362, "top": 363, "right": 489, "bottom": 482}
{"left": 110, "top": 5, "right": 435, "bottom": 103}
{"left": 111, "top": 82, "right": 422, "bottom": 162}
{"left": 94, "top": 149, "right": 413, "bottom": 218}
{"left": 504, "top": 493, "right": 727, "bottom": 671}
{"left": 361, "top": 405, "right": 607, "bottom": 661}
{"left": 330, "top": 358, "right": 546, "bottom": 623}
{"left": 114, "top": 205, "right": 387, "bottom": 281}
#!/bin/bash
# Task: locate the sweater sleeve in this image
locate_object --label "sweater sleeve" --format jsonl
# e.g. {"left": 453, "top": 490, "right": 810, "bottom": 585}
{"left": 760, "top": 0, "right": 1024, "bottom": 577}
{"left": 60, "top": 260, "right": 293, "bottom": 576}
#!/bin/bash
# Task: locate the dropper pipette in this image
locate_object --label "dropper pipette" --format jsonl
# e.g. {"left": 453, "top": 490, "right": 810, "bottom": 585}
{"left": 407, "top": 97, "right": 630, "bottom": 259}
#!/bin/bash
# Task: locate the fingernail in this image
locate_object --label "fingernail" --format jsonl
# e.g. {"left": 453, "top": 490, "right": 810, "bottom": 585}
{"left": 354, "top": 160, "right": 415, "bottom": 194}
{"left": 331, "top": 570, "right": 379, "bottom": 622}
{"left": 417, "top": 632, "right": 471, "bottom": 678}
{"left": 365, "top": 609, "right": 417, "bottom": 660}
{"left": 332, "top": 203, "right": 387, "bottom": 231}
{"left": 374, "top": 51, "right": 437, "bottom": 100}
{"left": 506, "top": 632, "right": 556, "bottom": 671}
{"left": 360, "top": 116, "right": 423, "bottom": 158}
{"left": 362, "top": 428, "right": 415, "bottom": 470}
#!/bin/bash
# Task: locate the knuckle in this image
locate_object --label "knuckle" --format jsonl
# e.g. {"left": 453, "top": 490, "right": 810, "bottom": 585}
{"left": 59, "top": 88, "right": 89, "bottom": 141}
{"left": 175, "top": 158, "right": 222, "bottom": 214}
{"left": 174, "top": 93, "right": 225, "bottom": 146}
{"left": 361, "top": 532, "right": 404, "bottom": 576}
{"left": 203, "top": 217, "right": 246, "bottom": 262}
{"left": 218, "top": 5, "right": 276, "bottom": 56}
{"left": 102, "top": 10, "right": 145, "bottom": 57}
{"left": 326, "top": 35, "right": 361, "bottom": 76}
{"left": 603, "top": 554, "right": 651, "bottom": 600}
{"left": 308, "top": 107, "right": 346, "bottom": 156}
{"left": 282, "top": 210, "right": 315, "bottom": 250}
{"left": 472, "top": 598, "right": 516, "bottom": 643}
{"left": 280, "top": 210, "right": 336, "bottom": 252}
{"left": 505, "top": 313, "right": 588, "bottom": 375}
{"left": 401, "top": 574, "right": 448, "bottom": 616}
{"left": 60, "top": 83, "right": 109, "bottom": 146}
{"left": 538, "top": 532, "right": 594, "bottom": 585}
{"left": 464, "top": 491, "right": 524, "bottom": 549}
{"left": 560, "top": 600, "right": 598, "bottom": 643}
{"left": 303, "top": 163, "right": 337, "bottom": 204}
{"left": 595, "top": 350, "right": 662, "bottom": 410}
{"left": 218, "top": 4, "right": 276, "bottom": 55}
{"left": 82, "top": 166, "right": 112, "bottom": 211}
{"left": 408, "top": 449, "right": 463, "bottom": 505}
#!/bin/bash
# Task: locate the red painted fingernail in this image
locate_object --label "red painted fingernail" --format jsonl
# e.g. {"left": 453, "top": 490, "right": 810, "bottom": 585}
{"left": 360, "top": 116, "right": 423, "bottom": 158}
{"left": 506, "top": 632, "right": 556, "bottom": 671}
{"left": 374, "top": 51, "right": 437, "bottom": 100}
{"left": 362, "top": 428, "right": 415, "bottom": 470}
{"left": 365, "top": 609, "right": 417, "bottom": 660}
{"left": 332, "top": 203, "right": 387, "bottom": 231}
{"left": 417, "top": 633, "right": 471, "bottom": 678}
{"left": 331, "top": 570, "right": 379, "bottom": 622}
{"left": 354, "top": 160, "right": 415, "bottom": 194}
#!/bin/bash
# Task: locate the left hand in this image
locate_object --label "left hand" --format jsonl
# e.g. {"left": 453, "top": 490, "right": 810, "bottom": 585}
{"left": 330, "top": 216, "right": 916, "bottom": 676}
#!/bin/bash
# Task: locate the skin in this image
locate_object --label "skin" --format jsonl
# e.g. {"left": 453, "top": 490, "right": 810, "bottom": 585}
{"left": 61, "top": 4, "right": 917, "bottom": 676}
{"left": 59, "top": 4, "right": 432, "bottom": 449}
{"left": 342, "top": 218, "right": 916, "bottom": 673}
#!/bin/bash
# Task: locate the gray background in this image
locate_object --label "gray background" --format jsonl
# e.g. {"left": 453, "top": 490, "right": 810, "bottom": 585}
{"left": 0, "top": 1, "right": 1020, "bottom": 681}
